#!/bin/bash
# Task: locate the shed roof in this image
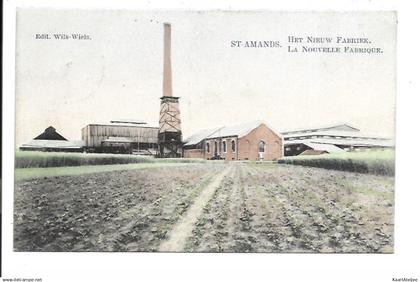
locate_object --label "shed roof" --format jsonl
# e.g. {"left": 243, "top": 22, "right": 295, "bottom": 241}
{"left": 302, "top": 142, "right": 345, "bottom": 153}
{"left": 20, "top": 139, "right": 85, "bottom": 149}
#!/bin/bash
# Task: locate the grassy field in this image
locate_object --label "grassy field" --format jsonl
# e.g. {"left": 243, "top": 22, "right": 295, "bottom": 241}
{"left": 278, "top": 150, "right": 395, "bottom": 176}
{"left": 15, "top": 162, "right": 198, "bottom": 181}
{"left": 15, "top": 150, "right": 204, "bottom": 168}
{"left": 14, "top": 162, "right": 394, "bottom": 253}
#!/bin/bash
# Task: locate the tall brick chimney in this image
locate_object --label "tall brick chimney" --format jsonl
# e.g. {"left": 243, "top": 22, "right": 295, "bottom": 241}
{"left": 163, "top": 23, "right": 172, "bottom": 97}
{"left": 157, "top": 23, "right": 183, "bottom": 158}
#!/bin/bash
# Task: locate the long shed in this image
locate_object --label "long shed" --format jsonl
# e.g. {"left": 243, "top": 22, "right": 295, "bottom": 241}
{"left": 81, "top": 123, "right": 159, "bottom": 154}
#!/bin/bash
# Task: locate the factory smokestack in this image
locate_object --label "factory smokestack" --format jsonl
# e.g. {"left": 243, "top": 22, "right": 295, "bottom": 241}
{"left": 157, "top": 23, "right": 183, "bottom": 158}
{"left": 163, "top": 23, "right": 172, "bottom": 97}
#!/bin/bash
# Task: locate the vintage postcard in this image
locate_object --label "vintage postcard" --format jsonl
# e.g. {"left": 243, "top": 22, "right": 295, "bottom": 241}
{"left": 14, "top": 9, "right": 396, "bottom": 253}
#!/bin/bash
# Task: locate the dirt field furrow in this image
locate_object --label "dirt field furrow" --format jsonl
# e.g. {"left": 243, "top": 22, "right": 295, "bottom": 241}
{"left": 14, "top": 162, "right": 394, "bottom": 253}
{"left": 184, "top": 166, "right": 238, "bottom": 252}
{"left": 249, "top": 164, "right": 394, "bottom": 252}
{"left": 159, "top": 165, "right": 233, "bottom": 252}
{"left": 14, "top": 164, "right": 224, "bottom": 251}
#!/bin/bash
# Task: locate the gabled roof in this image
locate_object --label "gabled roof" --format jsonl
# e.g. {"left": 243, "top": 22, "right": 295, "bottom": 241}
{"left": 184, "top": 127, "right": 222, "bottom": 146}
{"left": 184, "top": 120, "right": 277, "bottom": 146}
{"left": 281, "top": 123, "right": 360, "bottom": 135}
{"left": 207, "top": 120, "right": 268, "bottom": 139}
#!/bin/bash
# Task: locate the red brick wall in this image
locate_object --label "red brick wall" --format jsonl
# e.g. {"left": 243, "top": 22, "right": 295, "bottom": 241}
{"left": 237, "top": 124, "right": 283, "bottom": 161}
{"left": 184, "top": 124, "right": 283, "bottom": 161}
{"left": 183, "top": 148, "right": 205, "bottom": 159}
{"left": 203, "top": 137, "right": 239, "bottom": 160}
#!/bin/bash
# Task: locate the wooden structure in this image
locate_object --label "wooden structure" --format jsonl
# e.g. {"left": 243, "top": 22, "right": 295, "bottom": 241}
{"left": 158, "top": 23, "right": 183, "bottom": 157}
{"left": 183, "top": 121, "right": 283, "bottom": 161}
{"left": 81, "top": 123, "right": 158, "bottom": 154}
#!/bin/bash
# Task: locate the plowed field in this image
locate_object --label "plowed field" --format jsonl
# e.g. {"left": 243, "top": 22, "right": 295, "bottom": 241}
{"left": 14, "top": 162, "right": 394, "bottom": 252}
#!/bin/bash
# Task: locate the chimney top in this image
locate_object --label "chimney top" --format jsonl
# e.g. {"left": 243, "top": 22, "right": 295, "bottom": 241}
{"left": 162, "top": 22, "right": 172, "bottom": 97}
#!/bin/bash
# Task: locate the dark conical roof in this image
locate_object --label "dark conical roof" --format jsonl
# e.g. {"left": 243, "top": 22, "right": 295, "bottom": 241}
{"left": 34, "top": 126, "right": 67, "bottom": 141}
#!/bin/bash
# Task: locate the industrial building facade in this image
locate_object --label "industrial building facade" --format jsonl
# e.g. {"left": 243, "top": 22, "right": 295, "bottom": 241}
{"left": 183, "top": 121, "right": 283, "bottom": 161}
{"left": 281, "top": 124, "right": 394, "bottom": 156}
{"left": 81, "top": 123, "right": 159, "bottom": 154}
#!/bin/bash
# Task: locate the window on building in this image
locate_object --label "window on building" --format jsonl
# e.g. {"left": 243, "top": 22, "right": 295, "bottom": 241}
{"left": 214, "top": 141, "right": 218, "bottom": 155}
{"left": 259, "top": 141, "right": 266, "bottom": 153}
{"left": 231, "top": 140, "right": 236, "bottom": 152}
{"left": 206, "top": 142, "right": 210, "bottom": 153}
{"left": 222, "top": 140, "right": 227, "bottom": 153}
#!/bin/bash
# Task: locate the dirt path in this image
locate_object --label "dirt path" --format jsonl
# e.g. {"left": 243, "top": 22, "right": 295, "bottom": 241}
{"left": 13, "top": 164, "right": 220, "bottom": 251}
{"left": 159, "top": 164, "right": 233, "bottom": 252}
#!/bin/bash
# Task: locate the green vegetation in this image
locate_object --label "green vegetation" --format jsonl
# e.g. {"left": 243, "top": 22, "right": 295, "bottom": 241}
{"left": 15, "top": 150, "right": 205, "bottom": 168}
{"left": 15, "top": 162, "right": 198, "bottom": 181}
{"left": 278, "top": 150, "right": 395, "bottom": 176}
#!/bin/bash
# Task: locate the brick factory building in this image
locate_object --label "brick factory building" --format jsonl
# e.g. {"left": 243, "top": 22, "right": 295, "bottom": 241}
{"left": 183, "top": 121, "right": 283, "bottom": 161}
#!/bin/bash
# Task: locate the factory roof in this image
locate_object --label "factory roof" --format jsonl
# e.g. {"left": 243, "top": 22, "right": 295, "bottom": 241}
{"left": 83, "top": 123, "right": 159, "bottom": 129}
{"left": 281, "top": 123, "right": 360, "bottom": 135}
{"left": 184, "top": 128, "right": 222, "bottom": 146}
{"left": 283, "top": 130, "right": 391, "bottom": 140}
{"left": 285, "top": 137, "right": 394, "bottom": 147}
{"left": 110, "top": 119, "right": 147, "bottom": 125}
{"left": 184, "top": 120, "right": 278, "bottom": 146}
